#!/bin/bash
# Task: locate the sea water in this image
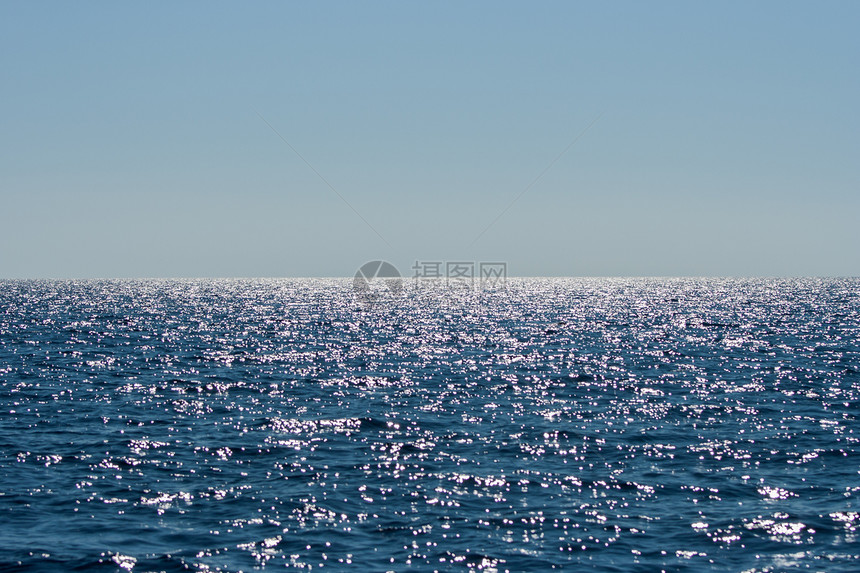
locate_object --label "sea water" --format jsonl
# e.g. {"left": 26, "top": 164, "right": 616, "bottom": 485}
{"left": 1, "top": 278, "right": 858, "bottom": 571}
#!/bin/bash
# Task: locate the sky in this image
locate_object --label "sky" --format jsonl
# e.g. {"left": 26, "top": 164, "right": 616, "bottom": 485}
{"left": 1, "top": 1, "right": 858, "bottom": 278}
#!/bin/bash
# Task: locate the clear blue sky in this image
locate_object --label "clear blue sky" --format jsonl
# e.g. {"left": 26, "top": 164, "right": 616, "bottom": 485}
{"left": 2, "top": 1, "right": 858, "bottom": 278}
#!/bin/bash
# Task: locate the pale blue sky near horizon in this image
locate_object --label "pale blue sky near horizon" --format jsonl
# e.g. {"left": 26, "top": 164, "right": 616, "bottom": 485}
{"left": 2, "top": 1, "right": 858, "bottom": 278}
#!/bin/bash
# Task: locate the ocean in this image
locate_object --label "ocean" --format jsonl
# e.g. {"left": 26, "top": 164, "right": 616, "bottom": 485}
{"left": 1, "top": 278, "right": 858, "bottom": 571}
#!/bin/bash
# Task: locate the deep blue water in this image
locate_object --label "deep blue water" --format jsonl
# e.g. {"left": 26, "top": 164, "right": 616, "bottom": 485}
{"left": 1, "top": 278, "right": 859, "bottom": 572}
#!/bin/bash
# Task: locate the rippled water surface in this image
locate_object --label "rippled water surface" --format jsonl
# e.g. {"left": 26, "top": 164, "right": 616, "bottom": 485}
{"left": 1, "top": 278, "right": 859, "bottom": 571}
